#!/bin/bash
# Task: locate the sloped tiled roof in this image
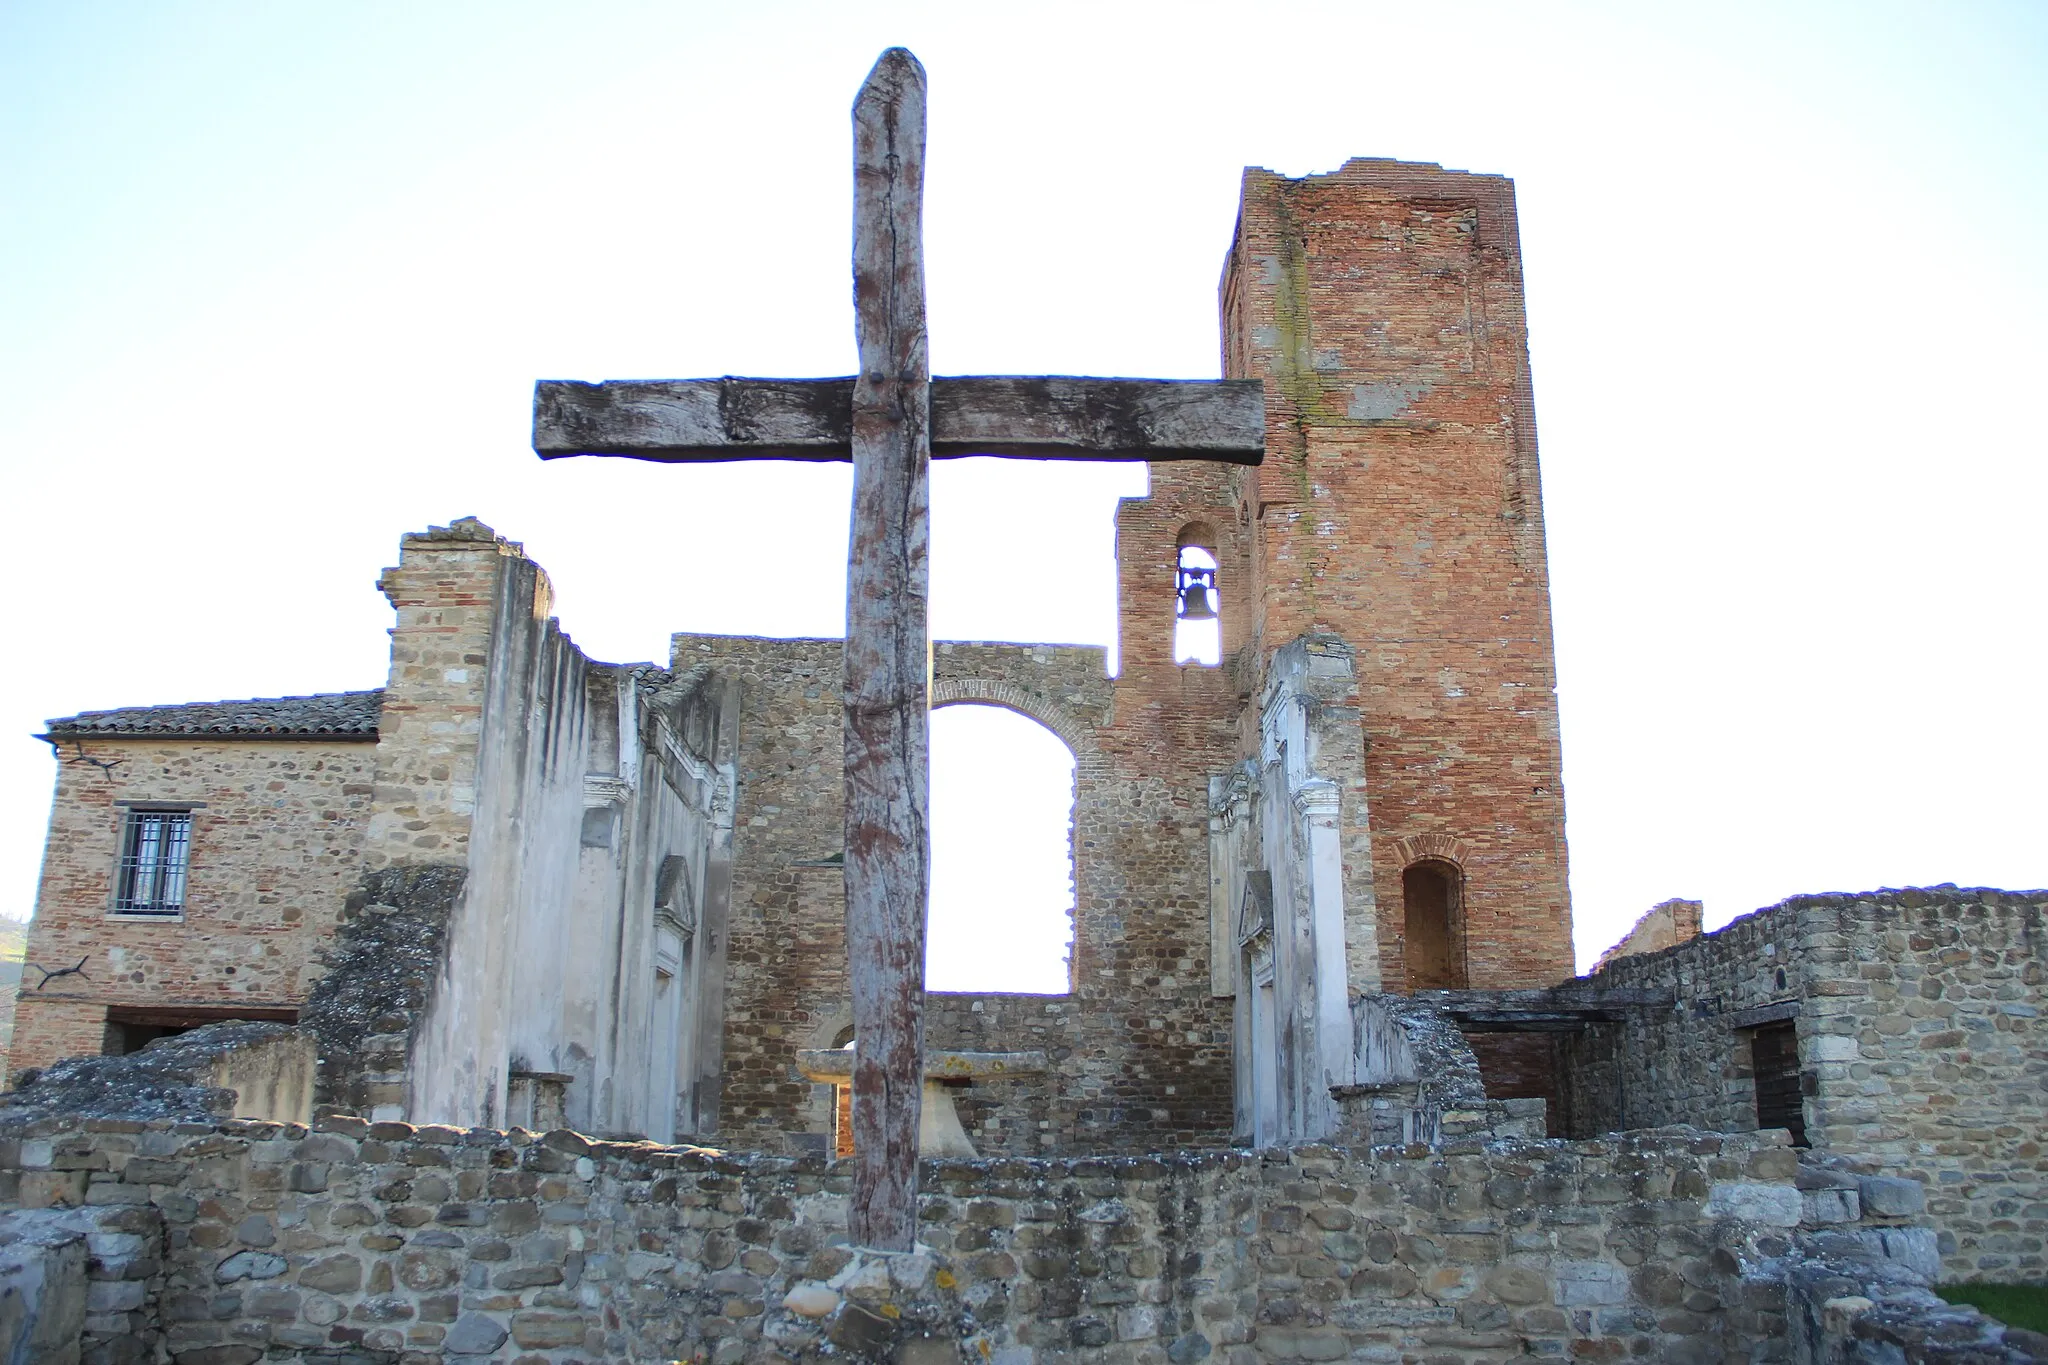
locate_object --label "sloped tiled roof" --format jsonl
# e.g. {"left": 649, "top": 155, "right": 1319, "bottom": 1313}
{"left": 43, "top": 690, "right": 383, "bottom": 740}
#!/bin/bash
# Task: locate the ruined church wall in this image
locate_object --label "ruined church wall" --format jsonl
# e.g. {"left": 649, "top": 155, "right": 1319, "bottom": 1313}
{"left": 367, "top": 520, "right": 591, "bottom": 1130}
{"left": 310, "top": 520, "right": 731, "bottom": 1143}
{"left": 1217, "top": 160, "right": 1573, "bottom": 998}
{"left": 678, "top": 631, "right": 1238, "bottom": 1155}
{"left": 12, "top": 735, "right": 375, "bottom": 1074}
{"left": 546, "top": 667, "right": 736, "bottom": 1144}
{"left": 0, "top": 1116, "right": 1815, "bottom": 1364}
{"left": 1564, "top": 887, "right": 2048, "bottom": 1282}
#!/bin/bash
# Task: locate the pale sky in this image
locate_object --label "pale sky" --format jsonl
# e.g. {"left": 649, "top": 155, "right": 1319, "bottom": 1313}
{"left": 3, "top": 1, "right": 2043, "bottom": 975}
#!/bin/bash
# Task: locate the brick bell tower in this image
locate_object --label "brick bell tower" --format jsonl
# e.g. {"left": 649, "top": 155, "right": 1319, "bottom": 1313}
{"left": 1111, "top": 158, "right": 1576, "bottom": 1125}
{"left": 1219, "top": 157, "right": 1574, "bottom": 999}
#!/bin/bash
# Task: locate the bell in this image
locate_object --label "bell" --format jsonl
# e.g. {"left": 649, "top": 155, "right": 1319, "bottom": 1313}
{"left": 1178, "top": 579, "right": 1217, "bottom": 621}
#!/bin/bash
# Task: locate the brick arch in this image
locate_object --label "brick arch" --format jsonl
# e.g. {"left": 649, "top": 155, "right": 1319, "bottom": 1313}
{"left": 929, "top": 679, "right": 1097, "bottom": 756}
{"left": 1393, "top": 833, "right": 1474, "bottom": 870}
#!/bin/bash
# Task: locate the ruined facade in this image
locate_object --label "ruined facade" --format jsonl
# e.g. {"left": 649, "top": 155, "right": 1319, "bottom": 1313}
{"left": 17, "top": 159, "right": 1577, "bottom": 1157}
{"left": 5, "top": 152, "right": 2044, "bottom": 1362}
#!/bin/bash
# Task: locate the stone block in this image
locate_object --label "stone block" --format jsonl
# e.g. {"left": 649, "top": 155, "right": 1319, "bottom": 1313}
{"left": 1703, "top": 1183, "right": 1802, "bottom": 1227}
{"left": 1855, "top": 1176, "right": 1925, "bottom": 1219}
{"left": 295, "top": 1253, "right": 363, "bottom": 1294}
{"left": 213, "top": 1251, "right": 286, "bottom": 1284}
{"left": 1552, "top": 1261, "right": 1627, "bottom": 1306}
{"left": 509, "top": 1309, "right": 587, "bottom": 1349}
{"left": 1484, "top": 1264, "right": 1547, "bottom": 1305}
{"left": 1800, "top": 1189, "right": 1860, "bottom": 1225}
{"left": 443, "top": 1310, "right": 509, "bottom": 1354}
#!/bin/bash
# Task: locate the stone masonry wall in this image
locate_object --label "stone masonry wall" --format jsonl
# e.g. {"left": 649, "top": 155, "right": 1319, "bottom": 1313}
{"left": 1559, "top": 899, "right": 1808, "bottom": 1141}
{"left": 13, "top": 737, "right": 376, "bottom": 1073}
{"left": 1564, "top": 887, "right": 2048, "bottom": 1283}
{"left": 0, "top": 1116, "right": 1824, "bottom": 1364}
{"left": 675, "top": 632, "right": 1238, "bottom": 1157}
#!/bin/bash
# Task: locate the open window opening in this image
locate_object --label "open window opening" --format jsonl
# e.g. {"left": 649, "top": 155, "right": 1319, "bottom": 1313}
{"left": 1747, "top": 1021, "right": 1808, "bottom": 1147}
{"left": 1174, "top": 524, "right": 1221, "bottom": 667}
{"left": 927, "top": 703, "right": 1076, "bottom": 993}
{"left": 101, "top": 1005, "right": 297, "bottom": 1057}
{"left": 1402, "top": 859, "right": 1468, "bottom": 990}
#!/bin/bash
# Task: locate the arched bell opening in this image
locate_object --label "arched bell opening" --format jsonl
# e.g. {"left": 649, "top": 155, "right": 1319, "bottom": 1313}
{"left": 1174, "top": 522, "right": 1221, "bottom": 666}
{"left": 1402, "top": 858, "right": 1468, "bottom": 990}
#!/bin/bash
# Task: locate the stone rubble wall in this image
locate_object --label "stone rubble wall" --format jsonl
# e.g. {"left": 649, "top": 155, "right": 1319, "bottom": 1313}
{"left": 0, "top": 1202, "right": 156, "bottom": 1365}
{"left": 0, "top": 1115, "right": 1868, "bottom": 1365}
{"left": 1782, "top": 1210, "right": 2047, "bottom": 1363}
{"left": 1564, "top": 887, "right": 2048, "bottom": 1283}
{"left": 1791, "top": 890, "right": 2046, "bottom": 1284}
{"left": 0, "top": 1021, "right": 312, "bottom": 1127}
{"left": 1775, "top": 1149, "right": 2048, "bottom": 1361}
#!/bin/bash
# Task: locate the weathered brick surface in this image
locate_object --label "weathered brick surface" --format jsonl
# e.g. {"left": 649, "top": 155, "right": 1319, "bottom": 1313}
{"left": 1215, "top": 160, "right": 1574, "bottom": 995}
{"left": 364, "top": 517, "right": 531, "bottom": 872}
{"left": 12, "top": 737, "right": 374, "bottom": 1073}
{"left": 0, "top": 1117, "right": 1826, "bottom": 1364}
{"left": 1565, "top": 886, "right": 2048, "bottom": 1282}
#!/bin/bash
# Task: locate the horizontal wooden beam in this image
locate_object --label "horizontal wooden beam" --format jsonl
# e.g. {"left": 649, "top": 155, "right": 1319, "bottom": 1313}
{"left": 1425, "top": 988, "right": 1676, "bottom": 1011}
{"left": 533, "top": 376, "right": 1265, "bottom": 465}
{"left": 1422, "top": 987, "right": 1677, "bottom": 1031}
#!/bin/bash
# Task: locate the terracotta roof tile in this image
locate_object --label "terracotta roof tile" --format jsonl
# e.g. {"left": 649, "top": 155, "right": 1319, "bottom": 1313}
{"left": 43, "top": 690, "right": 382, "bottom": 739}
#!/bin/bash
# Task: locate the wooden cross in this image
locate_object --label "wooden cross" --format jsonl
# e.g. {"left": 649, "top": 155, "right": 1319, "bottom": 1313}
{"left": 533, "top": 48, "right": 1263, "bottom": 1252}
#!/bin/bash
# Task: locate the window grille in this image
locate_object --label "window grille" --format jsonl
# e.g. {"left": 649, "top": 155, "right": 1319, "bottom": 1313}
{"left": 115, "top": 809, "right": 192, "bottom": 914}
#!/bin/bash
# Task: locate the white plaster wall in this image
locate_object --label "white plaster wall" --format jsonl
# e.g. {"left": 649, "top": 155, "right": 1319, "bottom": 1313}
{"left": 1234, "top": 634, "right": 1379, "bottom": 1144}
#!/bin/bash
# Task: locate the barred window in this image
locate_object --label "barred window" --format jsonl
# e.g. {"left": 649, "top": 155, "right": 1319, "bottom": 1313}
{"left": 115, "top": 809, "right": 192, "bottom": 915}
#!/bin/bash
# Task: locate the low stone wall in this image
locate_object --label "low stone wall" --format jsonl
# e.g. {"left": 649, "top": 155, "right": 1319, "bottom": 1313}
{"left": 1783, "top": 1236, "right": 2048, "bottom": 1363}
{"left": 1564, "top": 886, "right": 2048, "bottom": 1282}
{"left": 0, "top": 1114, "right": 1845, "bottom": 1364}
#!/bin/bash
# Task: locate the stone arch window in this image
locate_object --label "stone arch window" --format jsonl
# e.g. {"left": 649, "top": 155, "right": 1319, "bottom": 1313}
{"left": 1174, "top": 522, "right": 1222, "bottom": 666}
{"left": 1403, "top": 858, "right": 1468, "bottom": 990}
{"left": 927, "top": 702, "right": 1076, "bottom": 993}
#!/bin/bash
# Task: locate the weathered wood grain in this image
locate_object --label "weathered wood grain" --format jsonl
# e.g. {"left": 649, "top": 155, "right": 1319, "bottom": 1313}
{"left": 842, "top": 45, "right": 929, "bottom": 1255}
{"left": 533, "top": 375, "right": 1265, "bottom": 464}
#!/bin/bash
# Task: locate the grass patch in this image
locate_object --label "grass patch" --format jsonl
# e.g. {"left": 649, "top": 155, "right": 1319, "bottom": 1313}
{"left": 1937, "top": 1283, "right": 2048, "bottom": 1335}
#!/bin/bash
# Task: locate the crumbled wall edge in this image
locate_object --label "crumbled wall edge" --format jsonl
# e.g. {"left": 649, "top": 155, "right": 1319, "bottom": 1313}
{"left": 298, "top": 862, "right": 466, "bottom": 1116}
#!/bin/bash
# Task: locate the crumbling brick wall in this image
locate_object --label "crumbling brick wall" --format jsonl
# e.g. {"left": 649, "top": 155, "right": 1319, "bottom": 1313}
{"left": 1595, "top": 897, "right": 1705, "bottom": 970}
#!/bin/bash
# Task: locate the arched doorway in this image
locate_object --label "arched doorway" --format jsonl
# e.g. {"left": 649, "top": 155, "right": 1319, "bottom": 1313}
{"left": 926, "top": 703, "right": 1076, "bottom": 993}
{"left": 1403, "top": 859, "right": 1467, "bottom": 989}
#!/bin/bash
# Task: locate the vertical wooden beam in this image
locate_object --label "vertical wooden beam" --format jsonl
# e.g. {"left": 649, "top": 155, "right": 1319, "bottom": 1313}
{"left": 844, "top": 46, "right": 930, "bottom": 1253}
